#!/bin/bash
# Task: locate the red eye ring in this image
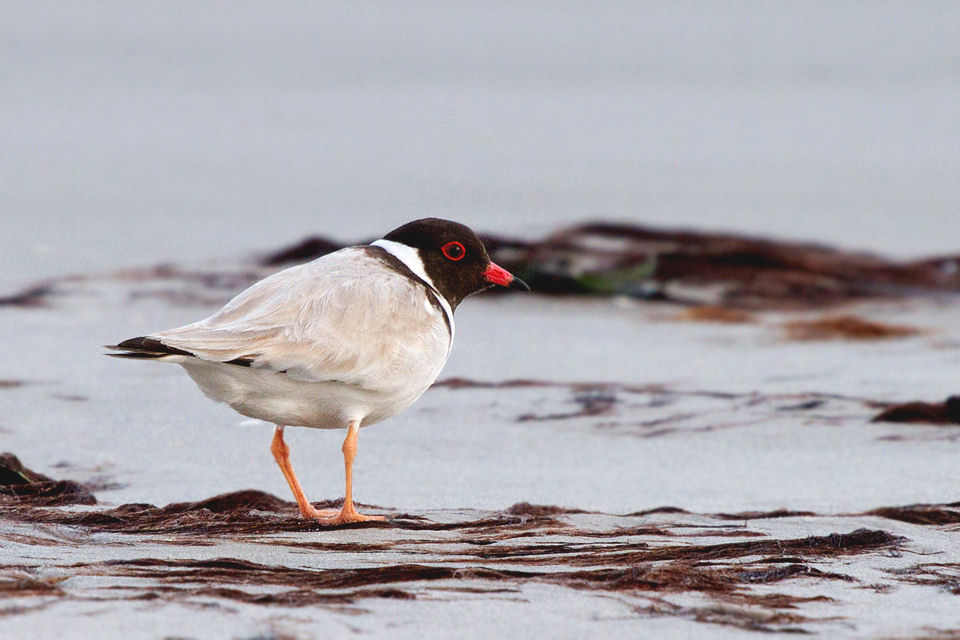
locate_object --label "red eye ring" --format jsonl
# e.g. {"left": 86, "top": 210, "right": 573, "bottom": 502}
{"left": 442, "top": 241, "right": 466, "bottom": 261}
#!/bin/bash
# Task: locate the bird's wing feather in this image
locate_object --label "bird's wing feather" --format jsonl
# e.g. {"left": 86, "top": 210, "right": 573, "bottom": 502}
{"left": 151, "top": 248, "right": 449, "bottom": 387}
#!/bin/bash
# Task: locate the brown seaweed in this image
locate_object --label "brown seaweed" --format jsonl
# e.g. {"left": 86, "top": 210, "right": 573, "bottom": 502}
{"left": 0, "top": 453, "right": 95, "bottom": 507}
{"left": 0, "top": 454, "right": 918, "bottom": 634}
{"left": 864, "top": 504, "right": 960, "bottom": 526}
{"left": 872, "top": 397, "right": 960, "bottom": 426}
{"left": 0, "top": 285, "right": 53, "bottom": 308}
{"left": 259, "top": 222, "right": 960, "bottom": 309}
{"left": 783, "top": 315, "right": 922, "bottom": 341}
{"left": 672, "top": 305, "right": 757, "bottom": 324}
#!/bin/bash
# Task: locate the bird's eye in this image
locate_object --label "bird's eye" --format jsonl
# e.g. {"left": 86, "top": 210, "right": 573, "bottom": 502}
{"left": 441, "top": 241, "right": 466, "bottom": 261}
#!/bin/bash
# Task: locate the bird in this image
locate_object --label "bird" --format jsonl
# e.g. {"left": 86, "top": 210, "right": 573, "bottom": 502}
{"left": 106, "top": 218, "right": 529, "bottom": 525}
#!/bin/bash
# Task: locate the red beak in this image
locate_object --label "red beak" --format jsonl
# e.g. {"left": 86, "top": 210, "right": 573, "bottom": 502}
{"left": 483, "top": 262, "right": 530, "bottom": 290}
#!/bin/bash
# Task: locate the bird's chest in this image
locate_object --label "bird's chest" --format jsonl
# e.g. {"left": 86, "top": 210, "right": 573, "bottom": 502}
{"left": 367, "top": 312, "right": 451, "bottom": 393}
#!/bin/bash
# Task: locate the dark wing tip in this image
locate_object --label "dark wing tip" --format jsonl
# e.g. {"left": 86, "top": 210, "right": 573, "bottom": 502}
{"left": 104, "top": 336, "right": 194, "bottom": 359}
{"left": 105, "top": 336, "right": 256, "bottom": 367}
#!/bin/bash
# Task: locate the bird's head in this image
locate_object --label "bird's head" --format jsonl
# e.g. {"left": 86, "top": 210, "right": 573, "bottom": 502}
{"left": 374, "top": 218, "right": 529, "bottom": 309}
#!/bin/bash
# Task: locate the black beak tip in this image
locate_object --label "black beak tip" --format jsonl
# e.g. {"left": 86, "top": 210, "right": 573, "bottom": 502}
{"left": 510, "top": 275, "right": 531, "bottom": 292}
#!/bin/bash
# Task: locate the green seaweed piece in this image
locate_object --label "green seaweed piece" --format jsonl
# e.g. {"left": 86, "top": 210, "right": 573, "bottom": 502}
{"left": 575, "top": 255, "right": 658, "bottom": 294}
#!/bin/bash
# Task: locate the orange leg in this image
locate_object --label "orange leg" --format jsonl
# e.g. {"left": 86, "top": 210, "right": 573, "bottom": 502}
{"left": 270, "top": 423, "right": 383, "bottom": 525}
{"left": 270, "top": 426, "right": 336, "bottom": 520}
{"left": 318, "top": 420, "right": 385, "bottom": 525}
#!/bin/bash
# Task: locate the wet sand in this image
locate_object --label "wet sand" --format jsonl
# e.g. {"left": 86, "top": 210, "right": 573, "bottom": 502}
{"left": 5, "top": 466, "right": 956, "bottom": 638}
{"left": 2, "top": 236, "right": 959, "bottom": 637}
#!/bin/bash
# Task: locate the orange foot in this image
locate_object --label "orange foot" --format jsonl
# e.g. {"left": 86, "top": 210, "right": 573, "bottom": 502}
{"left": 298, "top": 502, "right": 385, "bottom": 524}
{"left": 316, "top": 503, "right": 386, "bottom": 525}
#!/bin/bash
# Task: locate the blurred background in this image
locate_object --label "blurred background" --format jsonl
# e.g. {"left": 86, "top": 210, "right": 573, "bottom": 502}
{"left": 2, "top": 1, "right": 957, "bottom": 292}
{"left": 3, "top": 8, "right": 960, "bottom": 634}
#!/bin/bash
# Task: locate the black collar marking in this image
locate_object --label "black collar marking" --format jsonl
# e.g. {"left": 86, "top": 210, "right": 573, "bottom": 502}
{"left": 361, "top": 245, "right": 453, "bottom": 339}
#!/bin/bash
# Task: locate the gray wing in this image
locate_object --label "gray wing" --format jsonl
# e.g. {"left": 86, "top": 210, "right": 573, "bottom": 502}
{"left": 146, "top": 248, "right": 451, "bottom": 387}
